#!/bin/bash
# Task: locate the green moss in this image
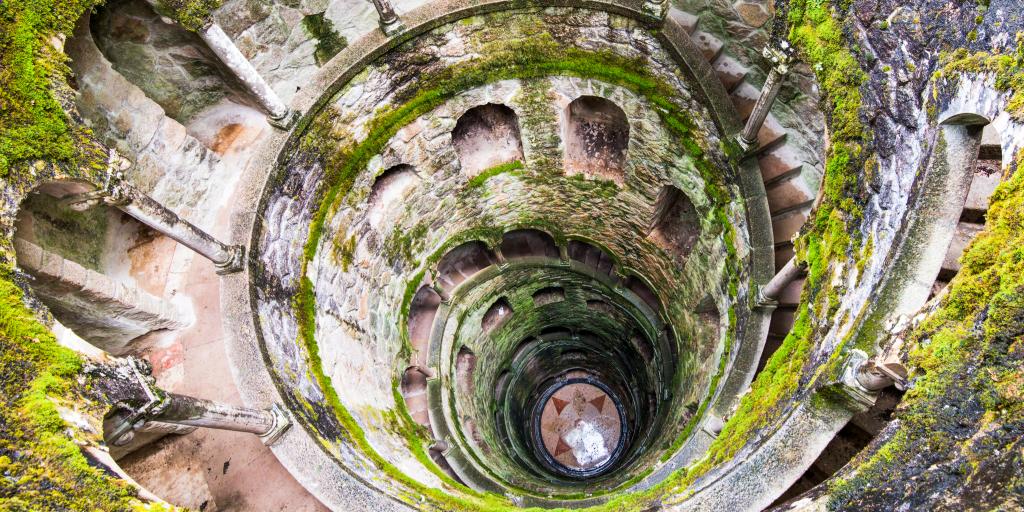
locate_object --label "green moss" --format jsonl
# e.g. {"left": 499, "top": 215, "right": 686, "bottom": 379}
{"left": 152, "top": 0, "right": 221, "bottom": 32}
{"left": 0, "top": 0, "right": 106, "bottom": 176}
{"left": 303, "top": 13, "right": 347, "bottom": 66}
{"left": 334, "top": 234, "right": 356, "bottom": 272}
{"left": 0, "top": 271, "right": 146, "bottom": 510}
{"left": 827, "top": 153, "right": 1024, "bottom": 509}
{"left": 465, "top": 160, "right": 525, "bottom": 189}
{"left": 932, "top": 33, "right": 1024, "bottom": 120}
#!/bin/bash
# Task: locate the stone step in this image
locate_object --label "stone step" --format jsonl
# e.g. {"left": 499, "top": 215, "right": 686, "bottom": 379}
{"left": 940, "top": 221, "right": 984, "bottom": 279}
{"left": 774, "top": 243, "right": 795, "bottom": 272}
{"left": 776, "top": 277, "right": 805, "bottom": 307}
{"left": 766, "top": 173, "right": 816, "bottom": 215}
{"left": 730, "top": 82, "right": 759, "bottom": 120}
{"left": 768, "top": 308, "right": 797, "bottom": 337}
{"left": 692, "top": 30, "right": 725, "bottom": 62}
{"left": 669, "top": 8, "right": 698, "bottom": 34}
{"left": 712, "top": 54, "right": 748, "bottom": 93}
{"left": 771, "top": 206, "right": 811, "bottom": 246}
{"left": 962, "top": 158, "right": 1002, "bottom": 220}
{"left": 758, "top": 145, "right": 805, "bottom": 184}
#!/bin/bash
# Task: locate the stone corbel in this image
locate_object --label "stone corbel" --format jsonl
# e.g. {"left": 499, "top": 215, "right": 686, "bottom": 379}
{"left": 825, "top": 349, "right": 907, "bottom": 412}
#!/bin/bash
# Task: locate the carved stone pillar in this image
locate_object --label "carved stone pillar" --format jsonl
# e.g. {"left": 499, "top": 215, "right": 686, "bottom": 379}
{"left": 371, "top": 0, "right": 405, "bottom": 36}
{"left": 739, "top": 43, "right": 793, "bottom": 147}
{"left": 61, "top": 180, "right": 244, "bottom": 275}
{"left": 197, "top": 23, "right": 298, "bottom": 129}
{"left": 93, "top": 358, "right": 291, "bottom": 447}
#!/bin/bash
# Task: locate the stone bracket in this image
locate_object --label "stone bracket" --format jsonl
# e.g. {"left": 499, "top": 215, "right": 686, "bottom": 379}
{"left": 259, "top": 403, "right": 293, "bottom": 446}
{"left": 268, "top": 109, "right": 301, "bottom": 131}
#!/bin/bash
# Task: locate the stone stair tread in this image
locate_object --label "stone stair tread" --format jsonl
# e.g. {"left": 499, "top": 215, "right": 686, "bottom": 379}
{"left": 691, "top": 30, "right": 725, "bottom": 62}
{"left": 669, "top": 8, "right": 698, "bottom": 34}
{"left": 712, "top": 55, "right": 748, "bottom": 93}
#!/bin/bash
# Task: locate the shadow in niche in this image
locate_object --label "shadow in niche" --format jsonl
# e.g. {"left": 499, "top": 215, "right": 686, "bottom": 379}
{"left": 407, "top": 285, "right": 441, "bottom": 366}
{"left": 401, "top": 366, "right": 431, "bottom": 427}
{"left": 567, "top": 240, "right": 616, "bottom": 277}
{"left": 649, "top": 185, "right": 700, "bottom": 262}
{"left": 481, "top": 297, "right": 513, "bottom": 332}
{"left": 435, "top": 241, "right": 497, "bottom": 293}
{"left": 564, "top": 96, "right": 630, "bottom": 184}
{"left": 367, "top": 164, "right": 419, "bottom": 232}
{"left": 500, "top": 229, "right": 560, "bottom": 260}
{"left": 452, "top": 103, "right": 524, "bottom": 177}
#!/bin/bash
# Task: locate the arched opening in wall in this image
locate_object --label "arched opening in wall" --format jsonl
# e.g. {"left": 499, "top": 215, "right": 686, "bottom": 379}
{"left": 87, "top": 0, "right": 264, "bottom": 133}
{"left": 771, "top": 387, "right": 905, "bottom": 508}
{"left": 456, "top": 346, "right": 486, "bottom": 449}
{"left": 400, "top": 366, "right": 431, "bottom": 427}
{"left": 567, "top": 240, "right": 616, "bottom": 277}
{"left": 407, "top": 285, "right": 442, "bottom": 366}
{"left": 932, "top": 122, "right": 1004, "bottom": 295}
{"left": 564, "top": 96, "right": 629, "bottom": 185}
{"left": 500, "top": 229, "right": 559, "bottom": 260}
{"left": 367, "top": 165, "right": 419, "bottom": 231}
{"left": 532, "top": 287, "right": 565, "bottom": 307}
{"left": 13, "top": 181, "right": 184, "bottom": 355}
{"left": 481, "top": 298, "right": 513, "bottom": 333}
{"left": 452, "top": 103, "right": 524, "bottom": 177}
{"left": 586, "top": 299, "right": 616, "bottom": 316}
{"left": 435, "top": 241, "right": 497, "bottom": 293}
{"left": 648, "top": 185, "right": 700, "bottom": 262}
{"left": 622, "top": 275, "right": 659, "bottom": 313}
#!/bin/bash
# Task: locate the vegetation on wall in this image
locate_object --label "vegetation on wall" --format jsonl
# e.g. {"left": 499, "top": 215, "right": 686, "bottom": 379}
{"left": 0, "top": 0, "right": 104, "bottom": 176}
{"left": 933, "top": 32, "right": 1024, "bottom": 120}
{"left": 152, "top": 0, "right": 221, "bottom": 32}
{"left": 0, "top": 272, "right": 148, "bottom": 510}
{"left": 827, "top": 153, "right": 1024, "bottom": 510}
{"left": 289, "top": 23, "right": 741, "bottom": 509}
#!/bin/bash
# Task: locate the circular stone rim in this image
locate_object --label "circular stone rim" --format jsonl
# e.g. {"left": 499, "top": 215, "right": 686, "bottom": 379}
{"left": 530, "top": 377, "right": 629, "bottom": 479}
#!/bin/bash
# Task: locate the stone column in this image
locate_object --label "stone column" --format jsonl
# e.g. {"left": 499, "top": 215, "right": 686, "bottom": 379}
{"left": 62, "top": 181, "right": 244, "bottom": 275}
{"left": 371, "top": 0, "right": 405, "bottom": 36}
{"left": 739, "top": 43, "right": 793, "bottom": 147}
{"left": 95, "top": 357, "right": 291, "bottom": 447}
{"left": 756, "top": 256, "right": 802, "bottom": 307}
{"left": 197, "top": 23, "right": 298, "bottom": 129}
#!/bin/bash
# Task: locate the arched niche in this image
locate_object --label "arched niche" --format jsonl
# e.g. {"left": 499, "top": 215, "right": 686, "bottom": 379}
{"left": 13, "top": 180, "right": 184, "bottom": 354}
{"left": 499, "top": 229, "right": 559, "bottom": 260}
{"left": 563, "top": 96, "right": 629, "bottom": 184}
{"left": 89, "top": 0, "right": 259, "bottom": 125}
{"left": 532, "top": 287, "right": 565, "bottom": 307}
{"left": 567, "top": 240, "right": 616, "bottom": 276}
{"left": 400, "top": 366, "right": 431, "bottom": 427}
{"left": 649, "top": 185, "right": 700, "bottom": 262}
{"left": 435, "top": 241, "right": 497, "bottom": 293}
{"left": 933, "top": 121, "right": 1006, "bottom": 291}
{"left": 481, "top": 297, "right": 513, "bottom": 333}
{"left": 407, "top": 285, "right": 442, "bottom": 365}
{"left": 622, "top": 275, "right": 659, "bottom": 313}
{"left": 367, "top": 164, "right": 420, "bottom": 231}
{"left": 452, "top": 103, "right": 524, "bottom": 177}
